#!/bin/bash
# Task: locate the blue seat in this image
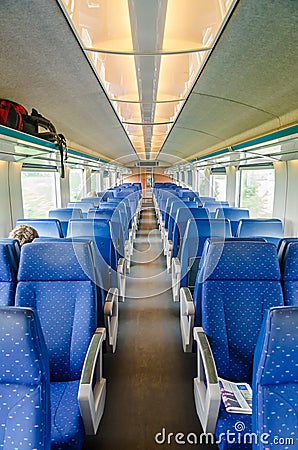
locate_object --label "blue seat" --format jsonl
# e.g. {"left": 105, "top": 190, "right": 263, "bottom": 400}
{"left": 180, "top": 238, "right": 267, "bottom": 352}
{"left": 215, "top": 207, "right": 250, "bottom": 236}
{"left": 203, "top": 201, "right": 222, "bottom": 218}
{"left": 236, "top": 218, "right": 284, "bottom": 247}
{"left": 281, "top": 241, "right": 298, "bottom": 306}
{"left": 67, "top": 202, "right": 94, "bottom": 217}
{"left": 0, "top": 242, "right": 19, "bottom": 306}
{"left": 0, "top": 306, "right": 50, "bottom": 449}
{"left": 171, "top": 218, "right": 231, "bottom": 302}
{"left": 67, "top": 219, "right": 126, "bottom": 301}
{"left": 167, "top": 201, "right": 199, "bottom": 244}
{"left": 16, "top": 218, "right": 64, "bottom": 238}
{"left": 278, "top": 237, "right": 298, "bottom": 264}
{"left": 80, "top": 197, "right": 102, "bottom": 206}
{"left": 15, "top": 241, "right": 107, "bottom": 447}
{"left": 48, "top": 208, "right": 83, "bottom": 237}
{"left": 253, "top": 306, "right": 298, "bottom": 449}
{"left": 166, "top": 207, "right": 208, "bottom": 271}
{"left": 193, "top": 241, "right": 284, "bottom": 449}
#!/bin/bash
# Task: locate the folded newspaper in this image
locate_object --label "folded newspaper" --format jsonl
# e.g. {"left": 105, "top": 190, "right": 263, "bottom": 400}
{"left": 219, "top": 378, "right": 252, "bottom": 414}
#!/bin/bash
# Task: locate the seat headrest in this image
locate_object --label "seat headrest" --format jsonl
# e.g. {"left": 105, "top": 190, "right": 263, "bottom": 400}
{"left": 49, "top": 208, "right": 82, "bottom": 220}
{"left": 67, "top": 218, "right": 111, "bottom": 238}
{"left": 202, "top": 241, "right": 280, "bottom": 281}
{"left": 215, "top": 207, "right": 250, "bottom": 220}
{"left": 254, "top": 306, "right": 298, "bottom": 385}
{"left": 238, "top": 219, "right": 283, "bottom": 237}
{"left": 282, "top": 242, "right": 298, "bottom": 280}
{"left": 185, "top": 219, "right": 232, "bottom": 239}
{"left": 18, "top": 242, "right": 95, "bottom": 281}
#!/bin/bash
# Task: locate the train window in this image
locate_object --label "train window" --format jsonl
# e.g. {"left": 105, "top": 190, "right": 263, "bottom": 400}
{"left": 69, "top": 168, "right": 85, "bottom": 201}
{"left": 211, "top": 174, "right": 227, "bottom": 201}
{"left": 187, "top": 170, "right": 193, "bottom": 187}
{"left": 21, "top": 171, "right": 59, "bottom": 218}
{"left": 90, "top": 172, "right": 98, "bottom": 192}
{"left": 239, "top": 168, "right": 275, "bottom": 218}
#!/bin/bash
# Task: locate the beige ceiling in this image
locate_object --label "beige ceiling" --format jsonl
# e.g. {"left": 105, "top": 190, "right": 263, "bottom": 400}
{"left": 0, "top": 0, "right": 297, "bottom": 167}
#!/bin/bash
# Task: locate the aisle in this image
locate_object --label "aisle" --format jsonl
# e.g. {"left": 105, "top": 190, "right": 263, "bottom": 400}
{"left": 83, "top": 203, "right": 216, "bottom": 450}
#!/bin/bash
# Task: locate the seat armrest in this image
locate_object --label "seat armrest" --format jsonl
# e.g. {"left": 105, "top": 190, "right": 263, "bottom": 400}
{"left": 166, "top": 240, "right": 173, "bottom": 272}
{"left": 171, "top": 257, "right": 181, "bottom": 302}
{"left": 78, "top": 327, "right": 107, "bottom": 435}
{"left": 180, "top": 287, "right": 195, "bottom": 352}
{"left": 117, "top": 257, "right": 126, "bottom": 302}
{"left": 193, "top": 327, "right": 221, "bottom": 434}
{"left": 104, "top": 287, "right": 118, "bottom": 352}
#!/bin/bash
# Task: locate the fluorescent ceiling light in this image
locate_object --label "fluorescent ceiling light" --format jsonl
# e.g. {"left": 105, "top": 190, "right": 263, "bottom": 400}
{"left": 59, "top": 0, "right": 237, "bottom": 160}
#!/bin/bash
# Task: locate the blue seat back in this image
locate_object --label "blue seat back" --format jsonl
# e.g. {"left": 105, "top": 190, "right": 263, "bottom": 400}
{"left": 67, "top": 202, "right": 94, "bottom": 214}
{"left": 179, "top": 218, "right": 232, "bottom": 288}
{"left": 67, "top": 218, "right": 116, "bottom": 269}
{"left": 87, "top": 208, "right": 125, "bottom": 257}
{"left": 15, "top": 242, "right": 97, "bottom": 382}
{"left": 237, "top": 218, "right": 284, "bottom": 246}
{"left": 201, "top": 241, "right": 284, "bottom": 381}
{"left": 193, "top": 237, "right": 267, "bottom": 328}
{"left": 278, "top": 237, "right": 298, "bottom": 264}
{"left": 80, "top": 197, "right": 102, "bottom": 206}
{"left": 281, "top": 242, "right": 298, "bottom": 306}
{"left": 16, "top": 219, "right": 64, "bottom": 238}
{"left": 215, "top": 207, "right": 250, "bottom": 236}
{"left": 253, "top": 306, "right": 298, "bottom": 448}
{"left": 0, "top": 243, "right": 18, "bottom": 306}
{"left": 0, "top": 307, "right": 50, "bottom": 449}
{"left": 48, "top": 208, "right": 83, "bottom": 237}
{"left": 0, "top": 238, "right": 21, "bottom": 265}
{"left": 168, "top": 201, "right": 199, "bottom": 242}
{"left": 172, "top": 207, "right": 209, "bottom": 257}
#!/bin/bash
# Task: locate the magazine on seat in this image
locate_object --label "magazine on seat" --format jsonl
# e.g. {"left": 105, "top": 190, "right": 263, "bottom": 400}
{"left": 219, "top": 378, "right": 252, "bottom": 414}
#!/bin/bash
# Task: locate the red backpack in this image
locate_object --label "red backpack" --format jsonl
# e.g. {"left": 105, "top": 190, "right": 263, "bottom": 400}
{"left": 0, "top": 99, "right": 28, "bottom": 131}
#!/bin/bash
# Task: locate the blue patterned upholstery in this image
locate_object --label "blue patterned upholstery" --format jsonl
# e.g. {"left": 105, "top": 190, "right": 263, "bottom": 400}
{"left": 180, "top": 219, "right": 232, "bottom": 288}
{"left": 201, "top": 241, "right": 284, "bottom": 449}
{"left": 0, "top": 242, "right": 18, "bottom": 306}
{"left": 215, "top": 207, "right": 250, "bottom": 236}
{"left": 281, "top": 242, "right": 298, "bottom": 306}
{"left": 15, "top": 242, "right": 98, "bottom": 449}
{"left": 172, "top": 207, "right": 209, "bottom": 257}
{"left": 16, "top": 219, "right": 64, "bottom": 238}
{"left": 236, "top": 219, "right": 284, "bottom": 247}
{"left": 253, "top": 306, "right": 298, "bottom": 449}
{"left": 48, "top": 208, "right": 83, "bottom": 237}
{"left": 0, "top": 307, "right": 50, "bottom": 449}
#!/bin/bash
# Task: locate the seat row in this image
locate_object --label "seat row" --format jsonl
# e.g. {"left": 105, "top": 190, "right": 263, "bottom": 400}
{"left": 177, "top": 238, "right": 298, "bottom": 449}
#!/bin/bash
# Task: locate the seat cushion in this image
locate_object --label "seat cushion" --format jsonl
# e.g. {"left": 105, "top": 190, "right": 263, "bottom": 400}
{"left": 51, "top": 380, "right": 84, "bottom": 450}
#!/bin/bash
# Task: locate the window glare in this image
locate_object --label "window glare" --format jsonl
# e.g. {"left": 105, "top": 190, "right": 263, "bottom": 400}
{"left": 69, "top": 169, "right": 84, "bottom": 201}
{"left": 211, "top": 174, "right": 227, "bottom": 201}
{"left": 21, "top": 171, "right": 58, "bottom": 218}
{"left": 240, "top": 169, "right": 275, "bottom": 218}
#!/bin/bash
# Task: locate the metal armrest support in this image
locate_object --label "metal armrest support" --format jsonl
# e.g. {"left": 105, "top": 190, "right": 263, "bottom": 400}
{"left": 193, "top": 327, "right": 220, "bottom": 434}
{"left": 180, "top": 287, "right": 195, "bottom": 352}
{"left": 166, "top": 240, "right": 173, "bottom": 272}
{"left": 78, "top": 327, "right": 106, "bottom": 435}
{"left": 117, "top": 257, "right": 126, "bottom": 302}
{"left": 171, "top": 257, "right": 181, "bottom": 302}
{"left": 104, "top": 287, "right": 118, "bottom": 353}
{"left": 124, "top": 240, "right": 131, "bottom": 272}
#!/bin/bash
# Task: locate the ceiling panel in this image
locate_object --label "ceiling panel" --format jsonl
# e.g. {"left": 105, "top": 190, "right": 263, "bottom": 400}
{"left": 0, "top": 0, "right": 136, "bottom": 163}
{"left": 160, "top": 0, "right": 298, "bottom": 162}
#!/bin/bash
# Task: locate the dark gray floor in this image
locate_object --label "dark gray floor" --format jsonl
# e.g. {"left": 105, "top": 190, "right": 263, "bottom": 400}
{"left": 83, "top": 203, "right": 217, "bottom": 450}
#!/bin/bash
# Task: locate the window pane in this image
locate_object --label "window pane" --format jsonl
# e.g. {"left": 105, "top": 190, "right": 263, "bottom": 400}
{"left": 240, "top": 169, "right": 275, "bottom": 218}
{"left": 90, "top": 172, "right": 97, "bottom": 192}
{"left": 69, "top": 169, "right": 84, "bottom": 201}
{"left": 211, "top": 174, "right": 227, "bottom": 201}
{"left": 21, "top": 171, "right": 57, "bottom": 218}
